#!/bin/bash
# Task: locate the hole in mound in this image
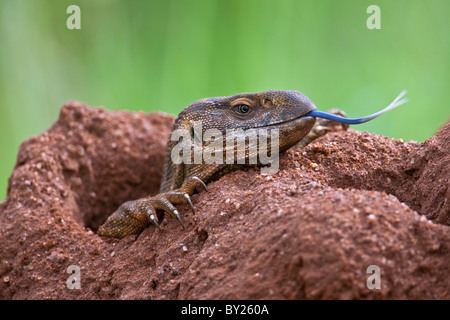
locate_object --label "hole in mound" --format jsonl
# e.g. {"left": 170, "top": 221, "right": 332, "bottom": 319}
{"left": 63, "top": 150, "right": 166, "bottom": 232}
{"left": 197, "top": 229, "right": 209, "bottom": 242}
{"left": 51, "top": 106, "right": 173, "bottom": 232}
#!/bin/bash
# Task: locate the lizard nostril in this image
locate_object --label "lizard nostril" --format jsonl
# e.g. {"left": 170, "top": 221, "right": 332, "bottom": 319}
{"left": 263, "top": 98, "right": 273, "bottom": 108}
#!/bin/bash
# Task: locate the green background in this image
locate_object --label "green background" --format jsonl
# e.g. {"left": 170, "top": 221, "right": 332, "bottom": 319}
{"left": 0, "top": 0, "right": 449, "bottom": 200}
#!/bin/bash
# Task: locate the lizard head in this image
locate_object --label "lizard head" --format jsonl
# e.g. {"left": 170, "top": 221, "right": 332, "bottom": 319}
{"left": 178, "top": 90, "right": 317, "bottom": 152}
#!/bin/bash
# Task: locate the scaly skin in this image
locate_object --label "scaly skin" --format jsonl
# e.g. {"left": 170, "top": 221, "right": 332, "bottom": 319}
{"left": 97, "top": 90, "right": 344, "bottom": 238}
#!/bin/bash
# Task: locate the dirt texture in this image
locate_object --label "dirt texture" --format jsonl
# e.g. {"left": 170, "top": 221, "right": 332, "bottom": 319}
{"left": 0, "top": 101, "right": 449, "bottom": 300}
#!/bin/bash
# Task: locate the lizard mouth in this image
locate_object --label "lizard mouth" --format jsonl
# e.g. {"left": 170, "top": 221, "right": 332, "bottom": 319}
{"left": 258, "top": 113, "right": 315, "bottom": 129}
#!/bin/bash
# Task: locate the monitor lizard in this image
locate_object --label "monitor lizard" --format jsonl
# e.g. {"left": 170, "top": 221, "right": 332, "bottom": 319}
{"left": 97, "top": 89, "right": 407, "bottom": 238}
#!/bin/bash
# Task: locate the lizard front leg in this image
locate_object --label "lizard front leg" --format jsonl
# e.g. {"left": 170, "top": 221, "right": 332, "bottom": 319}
{"left": 97, "top": 176, "right": 206, "bottom": 238}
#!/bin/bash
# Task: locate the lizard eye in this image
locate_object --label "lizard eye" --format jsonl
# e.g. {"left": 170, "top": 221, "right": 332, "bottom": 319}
{"left": 234, "top": 104, "right": 250, "bottom": 115}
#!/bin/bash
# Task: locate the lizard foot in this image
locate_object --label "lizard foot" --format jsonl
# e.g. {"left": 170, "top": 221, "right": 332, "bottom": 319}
{"left": 97, "top": 176, "right": 207, "bottom": 238}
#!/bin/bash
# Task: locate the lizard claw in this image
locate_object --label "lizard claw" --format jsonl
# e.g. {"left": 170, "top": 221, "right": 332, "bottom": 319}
{"left": 173, "top": 210, "right": 185, "bottom": 229}
{"left": 183, "top": 193, "right": 195, "bottom": 215}
{"left": 192, "top": 176, "right": 207, "bottom": 192}
{"left": 148, "top": 212, "right": 161, "bottom": 230}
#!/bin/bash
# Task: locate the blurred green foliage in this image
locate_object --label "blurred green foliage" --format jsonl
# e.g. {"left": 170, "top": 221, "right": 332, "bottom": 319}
{"left": 0, "top": 0, "right": 449, "bottom": 200}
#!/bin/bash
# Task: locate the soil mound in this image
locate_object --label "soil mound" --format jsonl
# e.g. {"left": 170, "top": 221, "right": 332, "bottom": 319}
{"left": 0, "top": 101, "right": 448, "bottom": 299}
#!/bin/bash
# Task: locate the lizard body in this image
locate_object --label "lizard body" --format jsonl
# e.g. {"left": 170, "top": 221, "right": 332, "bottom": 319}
{"left": 98, "top": 89, "right": 407, "bottom": 238}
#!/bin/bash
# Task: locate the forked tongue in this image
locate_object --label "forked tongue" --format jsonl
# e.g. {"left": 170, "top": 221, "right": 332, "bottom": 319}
{"left": 303, "top": 90, "right": 409, "bottom": 124}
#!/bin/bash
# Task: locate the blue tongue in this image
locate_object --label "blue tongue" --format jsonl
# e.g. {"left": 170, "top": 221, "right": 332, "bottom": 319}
{"left": 303, "top": 90, "right": 409, "bottom": 124}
